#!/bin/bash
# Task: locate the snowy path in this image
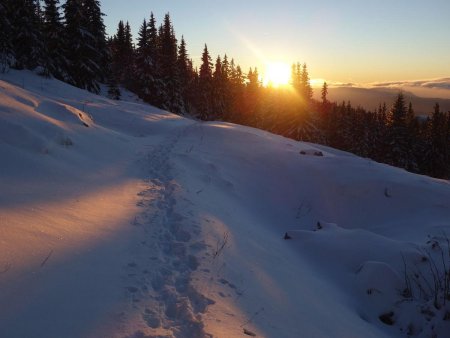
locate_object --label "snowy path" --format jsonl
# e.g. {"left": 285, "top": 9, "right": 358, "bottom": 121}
{"left": 120, "top": 122, "right": 214, "bottom": 338}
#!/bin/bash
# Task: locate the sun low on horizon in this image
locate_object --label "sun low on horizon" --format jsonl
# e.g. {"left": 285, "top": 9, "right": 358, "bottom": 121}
{"left": 262, "top": 62, "right": 291, "bottom": 88}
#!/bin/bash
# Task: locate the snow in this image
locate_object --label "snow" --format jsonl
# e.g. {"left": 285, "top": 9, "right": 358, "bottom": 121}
{"left": 1, "top": 70, "right": 450, "bottom": 337}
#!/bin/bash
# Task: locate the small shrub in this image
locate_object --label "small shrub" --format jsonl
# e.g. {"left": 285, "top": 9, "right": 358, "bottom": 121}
{"left": 379, "top": 311, "right": 395, "bottom": 325}
{"left": 60, "top": 136, "right": 73, "bottom": 147}
{"left": 402, "top": 233, "right": 450, "bottom": 309}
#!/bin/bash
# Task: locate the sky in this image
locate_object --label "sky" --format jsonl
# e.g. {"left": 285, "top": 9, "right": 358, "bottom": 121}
{"left": 102, "top": 0, "right": 450, "bottom": 85}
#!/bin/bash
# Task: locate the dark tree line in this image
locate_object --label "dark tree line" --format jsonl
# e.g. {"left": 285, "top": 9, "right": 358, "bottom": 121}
{"left": 106, "top": 13, "right": 255, "bottom": 119}
{"left": 1, "top": 2, "right": 449, "bottom": 179}
{"left": 0, "top": 0, "right": 107, "bottom": 93}
{"left": 315, "top": 92, "right": 450, "bottom": 179}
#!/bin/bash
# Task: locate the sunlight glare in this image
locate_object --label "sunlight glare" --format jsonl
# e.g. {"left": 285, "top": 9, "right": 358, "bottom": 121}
{"left": 263, "top": 62, "right": 291, "bottom": 87}
{"left": 310, "top": 78, "right": 327, "bottom": 88}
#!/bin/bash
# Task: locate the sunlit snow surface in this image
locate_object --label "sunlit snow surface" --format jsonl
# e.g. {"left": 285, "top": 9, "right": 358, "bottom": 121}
{"left": 1, "top": 70, "right": 450, "bottom": 337}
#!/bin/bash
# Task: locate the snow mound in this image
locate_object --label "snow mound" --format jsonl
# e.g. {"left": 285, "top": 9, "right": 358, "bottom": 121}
{"left": 36, "top": 100, "right": 93, "bottom": 127}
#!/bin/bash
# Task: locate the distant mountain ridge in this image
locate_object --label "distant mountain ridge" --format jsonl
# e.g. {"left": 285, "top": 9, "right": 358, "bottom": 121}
{"left": 315, "top": 86, "right": 450, "bottom": 115}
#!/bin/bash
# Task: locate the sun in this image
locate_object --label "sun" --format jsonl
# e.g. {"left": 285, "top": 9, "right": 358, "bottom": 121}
{"left": 263, "top": 62, "right": 291, "bottom": 87}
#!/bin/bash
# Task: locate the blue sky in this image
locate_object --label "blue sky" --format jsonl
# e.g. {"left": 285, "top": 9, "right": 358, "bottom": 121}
{"left": 102, "top": 0, "right": 450, "bottom": 84}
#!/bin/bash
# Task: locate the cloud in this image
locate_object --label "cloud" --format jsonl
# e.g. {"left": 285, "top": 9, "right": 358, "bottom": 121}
{"left": 326, "top": 81, "right": 357, "bottom": 88}
{"left": 369, "top": 78, "right": 450, "bottom": 89}
{"left": 329, "top": 78, "right": 450, "bottom": 99}
{"left": 420, "top": 79, "right": 450, "bottom": 90}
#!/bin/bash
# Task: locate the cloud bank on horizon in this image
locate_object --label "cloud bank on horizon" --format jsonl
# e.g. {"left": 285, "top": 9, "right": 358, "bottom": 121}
{"left": 326, "top": 78, "right": 450, "bottom": 99}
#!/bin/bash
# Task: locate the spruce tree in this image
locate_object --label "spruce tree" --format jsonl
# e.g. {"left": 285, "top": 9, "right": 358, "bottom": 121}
{"left": 243, "top": 67, "right": 261, "bottom": 125}
{"left": 386, "top": 92, "right": 410, "bottom": 168}
{"left": 373, "top": 103, "right": 389, "bottom": 162}
{"left": 0, "top": 1, "right": 14, "bottom": 72}
{"left": 321, "top": 81, "right": 328, "bottom": 104}
{"left": 228, "top": 59, "right": 245, "bottom": 121}
{"left": 147, "top": 13, "right": 163, "bottom": 106}
{"left": 106, "top": 71, "right": 121, "bottom": 100}
{"left": 110, "top": 20, "right": 125, "bottom": 81}
{"left": 10, "top": 0, "right": 43, "bottom": 70}
{"left": 134, "top": 16, "right": 163, "bottom": 107}
{"left": 134, "top": 18, "right": 150, "bottom": 95}
{"left": 220, "top": 55, "right": 232, "bottom": 119}
{"left": 422, "top": 103, "right": 449, "bottom": 177}
{"left": 177, "top": 36, "right": 195, "bottom": 113}
{"left": 290, "top": 62, "right": 302, "bottom": 92}
{"left": 198, "top": 44, "right": 213, "bottom": 119}
{"left": 301, "top": 63, "right": 313, "bottom": 104}
{"left": 177, "top": 36, "right": 189, "bottom": 85}
{"left": 124, "top": 22, "right": 134, "bottom": 63}
{"left": 84, "top": 0, "right": 107, "bottom": 81}
{"left": 63, "top": 0, "right": 101, "bottom": 93}
{"left": 158, "top": 13, "right": 182, "bottom": 113}
{"left": 42, "top": 0, "right": 65, "bottom": 78}
{"left": 110, "top": 20, "right": 134, "bottom": 90}
{"left": 212, "top": 55, "right": 225, "bottom": 119}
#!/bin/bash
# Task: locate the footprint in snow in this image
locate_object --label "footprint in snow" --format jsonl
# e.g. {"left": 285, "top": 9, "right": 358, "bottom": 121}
{"left": 142, "top": 309, "right": 161, "bottom": 329}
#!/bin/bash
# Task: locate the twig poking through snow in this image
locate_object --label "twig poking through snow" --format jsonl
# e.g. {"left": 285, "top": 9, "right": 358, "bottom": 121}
{"left": 40, "top": 250, "right": 54, "bottom": 268}
{"left": 295, "top": 201, "right": 312, "bottom": 219}
{"left": 213, "top": 231, "right": 229, "bottom": 260}
{"left": 384, "top": 188, "right": 392, "bottom": 198}
{"left": 240, "top": 307, "right": 265, "bottom": 327}
{"left": 243, "top": 328, "right": 257, "bottom": 336}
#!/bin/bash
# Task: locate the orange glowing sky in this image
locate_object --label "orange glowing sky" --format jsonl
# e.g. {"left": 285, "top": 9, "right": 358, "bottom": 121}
{"left": 103, "top": 0, "right": 450, "bottom": 89}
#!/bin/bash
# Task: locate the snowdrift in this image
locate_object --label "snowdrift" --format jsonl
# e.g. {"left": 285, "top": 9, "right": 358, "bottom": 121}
{"left": 1, "top": 70, "right": 450, "bottom": 337}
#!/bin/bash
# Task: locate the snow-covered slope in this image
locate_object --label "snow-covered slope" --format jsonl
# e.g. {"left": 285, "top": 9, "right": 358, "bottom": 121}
{"left": 1, "top": 71, "right": 450, "bottom": 338}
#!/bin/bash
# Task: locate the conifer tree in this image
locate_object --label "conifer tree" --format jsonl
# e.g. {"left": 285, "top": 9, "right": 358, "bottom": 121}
{"left": 106, "top": 72, "right": 121, "bottom": 100}
{"left": 212, "top": 55, "right": 226, "bottom": 119}
{"left": 228, "top": 59, "right": 245, "bottom": 121}
{"left": 42, "top": 0, "right": 65, "bottom": 78}
{"left": 221, "top": 55, "right": 230, "bottom": 82}
{"left": 148, "top": 13, "right": 160, "bottom": 61}
{"left": 110, "top": 20, "right": 134, "bottom": 89}
{"left": 147, "top": 13, "right": 163, "bottom": 106}
{"left": 421, "top": 103, "right": 449, "bottom": 177}
{"left": 10, "top": 0, "right": 43, "bottom": 70}
{"left": 0, "top": 1, "right": 14, "bottom": 72}
{"left": 124, "top": 22, "right": 134, "bottom": 58}
{"left": 290, "top": 63, "right": 302, "bottom": 92}
{"left": 134, "top": 19, "right": 150, "bottom": 95}
{"left": 386, "top": 92, "right": 410, "bottom": 168}
{"left": 110, "top": 20, "right": 125, "bottom": 80}
{"left": 177, "top": 35, "right": 194, "bottom": 113}
{"left": 133, "top": 15, "right": 163, "bottom": 107}
{"left": 213, "top": 55, "right": 222, "bottom": 82}
{"left": 84, "top": 0, "right": 107, "bottom": 81}
{"left": 136, "top": 19, "right": 149, "bottom": 59}
{"left": 372, "top": 103, "right": 389, "bottom": 162}
{"left": 220, "top": 54, "right": 232, "bottom": 119}
{"left": 63, "top": 0, "right": 102, "bottom": 93}
{"left": 243, "top": 67, "right": 261, "bottom": 125}
{"left": 123, "top": 21, "right": 135, "bottom": 88}
{"left": 158, "top": 13, "right": 182, "bottom": 113}
{"left": 198, "top": 44, "right": 213, "bottom": 120}
{"left": 177, "top": 36, "right": 189, "bottom": 84}
{"left": 301, "top": 63, "right": 313, "bottom": 104}
{"left": 321, "top": 81, "right": 328, "bottom": 104}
